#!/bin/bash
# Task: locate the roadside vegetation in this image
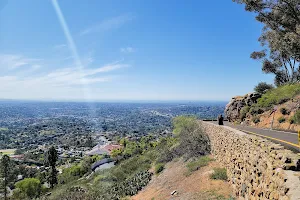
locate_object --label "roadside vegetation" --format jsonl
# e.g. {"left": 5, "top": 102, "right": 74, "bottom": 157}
{"left": 238, "top": 83, "right": 300, "bottom": 128}
{"left": 256, "top": 84, "right": 300, "bottom": 109}
{"left": 291, "top": 110, "right": 300, "bottom": 125}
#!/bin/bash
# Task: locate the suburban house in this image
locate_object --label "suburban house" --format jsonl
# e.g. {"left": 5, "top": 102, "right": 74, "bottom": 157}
{"left": 85, "top": 144, "right": 121, "bottom": 156}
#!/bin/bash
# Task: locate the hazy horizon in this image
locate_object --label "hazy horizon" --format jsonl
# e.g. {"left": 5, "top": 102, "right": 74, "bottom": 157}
{"left": 0, "top": 98, "right": 228, "bottom": 104}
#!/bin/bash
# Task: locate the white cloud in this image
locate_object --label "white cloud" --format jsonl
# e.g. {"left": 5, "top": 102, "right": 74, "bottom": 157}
{"left": 44, "top": 63, "right": 128, "bottom": 86}
{"left": 120, "top": 47, "right": 135, "bottom": 53}
{"left": 0, "top": 54, "right": 41, "bottom": 69}
{"left": 0, "top": 59, "right": 130, "bottom": 99}
{"left": 79, "top": 14, "right": 134, "bottom": 36}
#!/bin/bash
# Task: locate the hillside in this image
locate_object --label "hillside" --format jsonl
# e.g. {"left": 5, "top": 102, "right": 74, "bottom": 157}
{"left": 132, "top": 157, "right": 232, "bottom": 200}
{"left": 225, "top": 84, "right": 300, "bottom": 131}
{"left": 40, "top": 116, "right": 219, "bottom": 200}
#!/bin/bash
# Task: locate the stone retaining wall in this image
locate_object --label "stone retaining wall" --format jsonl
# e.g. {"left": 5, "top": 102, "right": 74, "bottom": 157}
{"left": 202, "top": 122, "right": 300, "bottom": 200}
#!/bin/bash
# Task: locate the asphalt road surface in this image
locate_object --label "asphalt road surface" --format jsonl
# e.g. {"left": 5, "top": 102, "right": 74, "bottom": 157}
{"left": 210, "top": 121, "right": 300, "bottom": 152}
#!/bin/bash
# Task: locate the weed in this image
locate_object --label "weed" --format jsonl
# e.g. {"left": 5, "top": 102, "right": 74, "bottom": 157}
{"left": 210, "top": 168, "right": 227, "bottom": 180}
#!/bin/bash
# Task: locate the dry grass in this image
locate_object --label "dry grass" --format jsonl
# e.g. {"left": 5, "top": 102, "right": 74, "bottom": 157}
{"left": 131, "top": 156, "right": 232, "bottom": 200}
{"left": 251, "top": 95, "right": 300, "bottom": 131}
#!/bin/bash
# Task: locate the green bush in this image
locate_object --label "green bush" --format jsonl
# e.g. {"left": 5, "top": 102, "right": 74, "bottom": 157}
{"left": 280, "top": 107, "right": 289, "bottom": 115}
{"left": 155, "top": 163, "right": 165, "bottom": 174}
{"left": 289, "top": 116, "right": 295, "bottom": 124}
{"left": 293, "top": 110, "right": 300, "bottom": 125}
{"left": 240, "top": 106, "right": 250, "bottom": 120}
{"left": 256, "top": 84, "right": 300, "bottom": 109}
{"left": 172, "top": 115, "right": 198, "bottom": 135}
{"left": 278, "top": 117, "right": 286, "bottom": 123}
{"left": 110, "top": 170, "right": 152, "bottom": 198}
{"left": 210, "top": 168, "right": 227, "bottom": 180}
{"left": 15, "top": 178, "right": 41, "bottom": 199}
{"left": 172, "top": 116, "right": 211, "bottom": 159}
{"left": 252, "top": 116, "right": 260, "bottom": 124}
{"left": 111, "top": 155, "right": 152, "bottom": 182}
{"left": 249, "top": 106, "right": 264, "bottom": 116}
{"left": 186, "top": 156, "right": 212, "bottom": 172}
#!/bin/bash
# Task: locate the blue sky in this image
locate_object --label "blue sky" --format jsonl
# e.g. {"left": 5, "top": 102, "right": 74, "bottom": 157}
{"left": 0, "top": 0, "right": 274, "bottom": 101}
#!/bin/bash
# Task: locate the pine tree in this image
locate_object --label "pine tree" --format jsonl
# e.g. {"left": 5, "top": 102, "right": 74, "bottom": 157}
{"left": 0, "top": 155, "right": 11, "bottom": 200}
{"left": 44, "top": 146, "right": 58, "bottom": 189}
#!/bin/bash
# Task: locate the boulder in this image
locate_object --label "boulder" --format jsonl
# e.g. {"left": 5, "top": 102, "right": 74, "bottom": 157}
{"left": 225, "top": 93, "right": 261, "bottom": 122}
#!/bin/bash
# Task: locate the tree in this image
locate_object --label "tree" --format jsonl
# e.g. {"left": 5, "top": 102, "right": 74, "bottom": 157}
{"left": 14, "top": 149, "right": 24, "bottom": 155}
{"left": 111, "top": 149, "right": 123, "bottom": 158}
{"left": 15, "top": 178, "right": 41, "bottom": 199}
{"left": 44, "top": 146, "right": 58, "bottom": 189}
{"left": 0, "top": 155, "right": 10, "bottom": 200}
{"left": 254, "top": 82, "right": 274, "bottom": 94}
{"left": 234, "top": 0, "right": 300, "bottom": 86}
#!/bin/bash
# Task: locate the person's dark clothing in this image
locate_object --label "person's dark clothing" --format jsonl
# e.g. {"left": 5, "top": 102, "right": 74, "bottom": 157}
{"left": 218, "top": 115, "right": 224, "bottom": 125}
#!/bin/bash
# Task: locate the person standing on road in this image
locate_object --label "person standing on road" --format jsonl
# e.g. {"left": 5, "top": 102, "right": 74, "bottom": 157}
{"left": 218, "top": 114, "right": 224, "bottom": 125}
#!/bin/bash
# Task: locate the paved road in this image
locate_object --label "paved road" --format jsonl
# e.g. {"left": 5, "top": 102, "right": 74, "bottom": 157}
{"left": 210, "top": 121, "right": 300, "bottom": 152}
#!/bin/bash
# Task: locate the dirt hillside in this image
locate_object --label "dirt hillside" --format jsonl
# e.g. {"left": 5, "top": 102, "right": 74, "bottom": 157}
{"left": 132, "top": 157, "right": 232, "bottom": 200}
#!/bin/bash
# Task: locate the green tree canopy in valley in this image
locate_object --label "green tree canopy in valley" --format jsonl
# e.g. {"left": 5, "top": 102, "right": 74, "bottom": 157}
{"left": 14, "top": 178, "right": 41, "bottom": 199}
{"left": 234, "top": 0, "right": 300, "bottom": 86}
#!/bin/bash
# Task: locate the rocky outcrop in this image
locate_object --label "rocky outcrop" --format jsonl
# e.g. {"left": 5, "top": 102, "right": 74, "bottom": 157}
{"left": 202, "top": 122, "right": 300, "bottom": 200}
{"left": 225, "top": 93, "right": 261, "bottom": 122}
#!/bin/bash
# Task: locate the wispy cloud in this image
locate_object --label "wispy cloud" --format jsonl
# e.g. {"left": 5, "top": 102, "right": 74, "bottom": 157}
{"left": 0, "top": 61, "right": 128, "bottom": 85}
{"left": 79, "top": 14, "right": 134, "bottom": 36}
{"left": 0, "top": 54, "right": 41, "bottom": 70}
{"left": 0, "top": 62, "right": 129, "bottom": 100}
{"left": 120, "top": 47, "right": 135, "bottom": 53}
{"left": 45, "top": 63, "right": 128, "bottom": 86}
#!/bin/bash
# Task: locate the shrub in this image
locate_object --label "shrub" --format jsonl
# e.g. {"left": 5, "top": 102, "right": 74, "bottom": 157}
{"left": 278, "top": 117, "right": 286, "bottom": 123}
{"left": 110, "top": 170, "right": 152, "bottom": 197}
{"left": 249, "top": 106, "right": 264, "bottom": 116}
{"left": 256, "top": 84, "right": 300, "bottom": 109}
{"left": 280, "top": 107, "right": 289, "bottom": 115}
{"left": 293, "top": 110, "right": 300, "bottom": 125}
{"left": 254, "top": 82, "right": 274, "bottom": 94}
{"left": 252, "top": 116, "right": 260, "bottom": 124}
{"left": 210, "top": 168, "right": 227, "bottom": 180}
{"left": 289, "top": 116, "right": 295, "bottom": 124}
{"left": 186, "top": 156, "right": 213, "bottom": 172}
{"left": 172, "top": 117, "right": 211, "bottom": 158}
{"left": 240, "top": 106, "right": 250, "bottom": 120}
{"left": 155, "top": 163, "right": 165, "bottom": 174}
{"left": 172, "top": 115, "right": 198, "bottom": 135}
{"left": 111, "top": 155, "right": 152, "bottom": 182}
{"left": 278, "top": 98, "right": 289, "bottom": 104}
{"left": 155, "top": 137, "right": 178, "bottom": 163}
{"left": 15, "top": 178, "right": 41, "bottom": 199}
